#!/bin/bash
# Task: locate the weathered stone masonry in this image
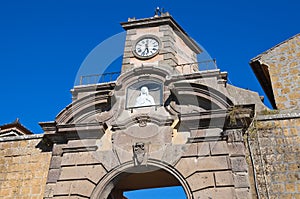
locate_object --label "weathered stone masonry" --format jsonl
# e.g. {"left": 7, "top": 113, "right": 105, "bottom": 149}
{"left": 250, "top": 33, "right": 300, "bottom": 110}
{"left": 249, "top": 33, "right": 300, "bottom": 199}
{"left": 246, "top": 111, "right": 300, "bottom": 199}
{"left": 0, "top": 135, "right": 51, "bottom": 199}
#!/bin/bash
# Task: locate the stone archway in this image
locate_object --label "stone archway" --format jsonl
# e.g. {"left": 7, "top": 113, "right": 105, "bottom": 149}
{"left": 91, "top": 160, "right": 193, "bottom": 199}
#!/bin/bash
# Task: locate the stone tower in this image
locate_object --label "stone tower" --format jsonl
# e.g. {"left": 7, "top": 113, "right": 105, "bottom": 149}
{"left": 121, "top": 12, "right": 201, "bottom": 73}
{"left": 37, "top": 12, "right": 266, "bottom": 198}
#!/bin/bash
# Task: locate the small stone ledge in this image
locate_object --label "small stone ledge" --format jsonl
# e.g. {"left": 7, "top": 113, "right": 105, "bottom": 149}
{"left": 126, "top": 29, "right": 137, "bottom": 35}
{"left": 0, "top": 134, "right": 44, "bottom": 142}
{"left": 257, "top": 110, "right": 300, "bottom": 121}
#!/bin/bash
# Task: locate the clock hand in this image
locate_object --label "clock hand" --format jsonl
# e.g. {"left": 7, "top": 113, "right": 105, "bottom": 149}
{"left": 142, "top": 47, "right": 148, "bottom": 56}
{"left": 145, "top": 41, "right": 149, "bottom": 55}
{"left": 145, "top": 47, "right": 149, "bottom": 55}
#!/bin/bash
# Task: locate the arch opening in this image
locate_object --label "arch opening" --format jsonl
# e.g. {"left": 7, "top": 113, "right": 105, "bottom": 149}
{"left": 92, "top": 163, "right": 191, "bottom": 199}
{"left": 124, "top": 186, "right": 186, "bottom": 199}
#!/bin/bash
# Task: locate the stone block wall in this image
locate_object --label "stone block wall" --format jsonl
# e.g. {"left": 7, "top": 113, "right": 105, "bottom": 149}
{"left": 41, "top": 126, "right": 253, "bottom": 199}
{"left": 44, "top": 139, "right": 112, "bottom": 198}
{"left": 259, "top": 34, "right": 300, "bottom": 110}
{"left": 247, "top": 111, "right": 300, "bottom": 199}
{"left": 175, "top": 129, "right": 252, "bottom": 199}
{"left": 0, "top": 135, "right": 52, "bottom": 199}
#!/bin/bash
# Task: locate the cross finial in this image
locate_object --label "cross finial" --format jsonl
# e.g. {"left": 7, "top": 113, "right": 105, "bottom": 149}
{"left": 154, "top": 7, "right": 164, "bottom": 16}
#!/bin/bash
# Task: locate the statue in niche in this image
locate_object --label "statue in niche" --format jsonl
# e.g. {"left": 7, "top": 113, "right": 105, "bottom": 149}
{"left": 135, "top": 86, "right": 155, "bottom": 107}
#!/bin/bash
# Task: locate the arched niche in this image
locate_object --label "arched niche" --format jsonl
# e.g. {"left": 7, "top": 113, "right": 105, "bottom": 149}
{"left": 126, "top": 80, "right": 163, "bottom": 109}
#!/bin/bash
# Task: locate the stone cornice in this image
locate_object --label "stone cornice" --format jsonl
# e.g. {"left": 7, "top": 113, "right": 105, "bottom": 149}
{"left": 0, "top": 134, "right": 44, "bottom": 142}
{"left": 121, "top": 15, "right": 202, "bottom": 54}
{"left": 256, "top": 110, "right": 300, "bottom": 121}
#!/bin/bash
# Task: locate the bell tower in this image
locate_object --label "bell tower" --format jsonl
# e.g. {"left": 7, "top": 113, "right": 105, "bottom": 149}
{"left": 121, "top": 11, "right": 202, "bottom": 73}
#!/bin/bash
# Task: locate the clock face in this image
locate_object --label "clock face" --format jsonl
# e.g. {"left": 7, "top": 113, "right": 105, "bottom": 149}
{"left": 134, "top": 37, "right": 160, "bottom": 58}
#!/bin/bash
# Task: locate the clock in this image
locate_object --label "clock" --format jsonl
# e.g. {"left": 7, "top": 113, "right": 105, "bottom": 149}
{"left": 133, "top": 36, "right": 160, "bottom": 59}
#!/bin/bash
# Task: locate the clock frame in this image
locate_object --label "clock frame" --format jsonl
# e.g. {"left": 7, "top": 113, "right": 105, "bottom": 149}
{"left": 132, "top": 35, "right": 161, "bottom": 59}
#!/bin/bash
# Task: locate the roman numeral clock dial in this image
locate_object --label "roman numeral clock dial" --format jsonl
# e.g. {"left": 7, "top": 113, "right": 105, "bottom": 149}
{"left": 133, "top": 36, "right": 160, "bottom": 59}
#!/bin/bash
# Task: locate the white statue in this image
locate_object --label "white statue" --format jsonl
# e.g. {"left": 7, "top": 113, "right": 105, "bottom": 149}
{"left": 135, "top": 86, "right": 155, "bottom": 107}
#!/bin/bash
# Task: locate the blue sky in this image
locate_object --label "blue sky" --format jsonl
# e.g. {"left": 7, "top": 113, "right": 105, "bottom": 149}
{"left": 0, "top": 0, "right": 299, "bottom": 198}
{"left": 124, "top": 186, "right": 186, "bottom": 198}
{"left": 1, "top": 0, "right": 299, "bottom": 133}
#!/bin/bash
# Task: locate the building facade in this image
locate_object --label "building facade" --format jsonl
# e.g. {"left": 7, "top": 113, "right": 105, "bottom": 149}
{"left": 248, "top": 34, "right": 300, "bottom": 199}
{"left": 0, "top": 13, "right": 299, "bottom": 199}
